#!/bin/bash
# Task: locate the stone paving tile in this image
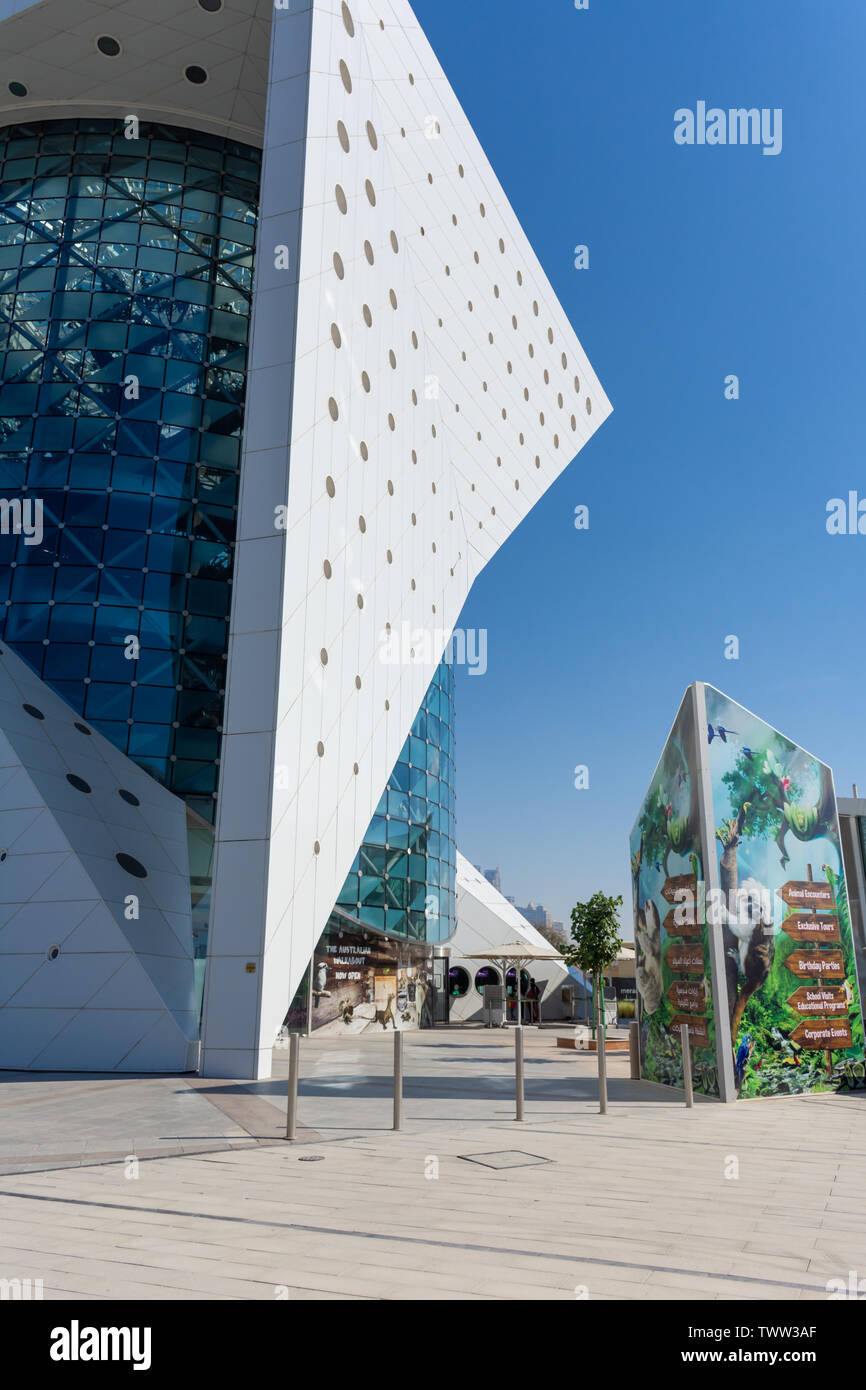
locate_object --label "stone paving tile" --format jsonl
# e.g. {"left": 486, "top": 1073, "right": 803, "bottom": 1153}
{"left": 0, "top": 1030, "right": 863, "bottom": 1301}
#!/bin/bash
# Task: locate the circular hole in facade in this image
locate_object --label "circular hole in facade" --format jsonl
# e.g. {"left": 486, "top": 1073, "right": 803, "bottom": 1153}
{"left": 326, "top": 476, "right": 336, "bottom": 498}
{"left": 331, "top": 323, "right": 342, "bottom": 348}
{"left": 320, "top": 648, "right": 328, "bottom": 666}
{"left": 23, "top": 703, "right": 44, "bottom": 720}
{"left": 0, "top": 849, "right": 6, "bottom": 863}
{"left": 317, "top": 741, "right": 325, "bottom": 757}
{"left": 365, "top": 179, "right": 376, "bottom": 206}
{"left": 116, "top": 852, "right": 147, "bottom": 879}
{"left": 66, "top": 773, "right": 92, "bottom": 794}
{"left": 74, "top": 721, "right": 92, "bottom": 735}
{"left": 337, "top": 120, "right": 350, "bottom": 152}
{"left": 390, "top": 230, "right": 399, "bottom": 253}
{"left": 323, "top": 559, "right": 333, "bottom": 578}
{"left": 475, "top": 966, "right": 500, "bottom": 994}
{"left": 96, "top": 35, "right": 121, "bottom": 56}
{"left": 328, "top": 397, "right": 339, "bottom": 420}
{"left": 185, "top": 65, "right": 208, "bottom": 84}
{"left": 366, "top": 120, "right": 378, "bottom": 149}
{"left": 364, "top": 240, "right": 374, "bottom": 264}
{"left": 47, "top": 944, "right": 61, "bottom": 962}
{"left": 8, "top": 81, "right": 27, "bottom": 97}
{"left": 333, "top": 252, "right": 345, "bottom": 279}
{"left": 339, "top": 60, "right": 352, "bottom": 93}
{"left": 449, "top": 966, "right": 470, "bottom": 998}
{"left": 118, "top": 788, "right": 141, "bottom": 807}
{"left": 335, "top": 184, "right": 348, "bottom": 214}
{"left": 341, "top": 2, "right": 355, "bottom": 36}
{"left": 199, "top": 0, "right": 223, "bottom": 9}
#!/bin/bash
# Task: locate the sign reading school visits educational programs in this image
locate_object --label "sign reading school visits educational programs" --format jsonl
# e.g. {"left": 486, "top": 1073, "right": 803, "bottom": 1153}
{"left": 631, "top": 684, "right": 865, "bottom": 1101}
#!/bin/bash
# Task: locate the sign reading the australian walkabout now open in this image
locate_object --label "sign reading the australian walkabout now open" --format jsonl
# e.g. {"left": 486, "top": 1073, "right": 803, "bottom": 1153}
{"left": 631, "top": 684, "right": 865, "bottom": 1101}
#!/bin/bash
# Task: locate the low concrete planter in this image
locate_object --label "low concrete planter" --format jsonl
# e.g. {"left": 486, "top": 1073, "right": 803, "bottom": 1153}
{"left": 556, "top": 1035, "right": 629, "bottom": 1053}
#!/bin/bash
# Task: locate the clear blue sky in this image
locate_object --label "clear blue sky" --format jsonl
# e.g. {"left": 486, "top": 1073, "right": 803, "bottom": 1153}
{"left": 410, "top": 0, "right": 866, "bottom": 928}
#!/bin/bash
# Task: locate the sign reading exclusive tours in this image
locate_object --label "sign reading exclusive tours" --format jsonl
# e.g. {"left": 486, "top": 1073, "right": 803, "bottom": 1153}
{"left": 630, "top": 685, "right": 865, "bottom": 1102}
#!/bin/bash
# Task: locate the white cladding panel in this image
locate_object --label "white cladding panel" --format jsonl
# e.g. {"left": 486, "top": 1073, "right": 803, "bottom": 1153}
{"left": 202, "top": 0, "right": 611, "bottom": 1076}
{"left": 0, "top": 644, "right": 197, "bottom": 1072}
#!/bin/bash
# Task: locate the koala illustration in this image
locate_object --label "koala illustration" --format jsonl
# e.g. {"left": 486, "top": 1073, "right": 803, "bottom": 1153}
{"left": 635, "top": 898, "right": 663, "bottom": 1017}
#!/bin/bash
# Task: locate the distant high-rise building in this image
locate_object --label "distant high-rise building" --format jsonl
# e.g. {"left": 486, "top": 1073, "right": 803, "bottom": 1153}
{"left": 517, "top": 902, "right": 553, "bottom": 933}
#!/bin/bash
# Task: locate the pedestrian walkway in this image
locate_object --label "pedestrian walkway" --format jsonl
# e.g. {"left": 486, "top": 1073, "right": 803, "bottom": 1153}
{"left": 0, "top": 1030, "right": 862, "bottom": 1299}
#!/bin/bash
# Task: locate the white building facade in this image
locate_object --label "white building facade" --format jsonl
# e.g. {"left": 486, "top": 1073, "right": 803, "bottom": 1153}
{"left": 0, "top": 0, "right": 610, "bottom": 1077}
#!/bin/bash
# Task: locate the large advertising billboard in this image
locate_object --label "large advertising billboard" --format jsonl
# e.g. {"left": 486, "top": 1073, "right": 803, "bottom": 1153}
{"left": 631, "top": 684, "right": 865, "bottom": 1101}
{"left": 629, "top": 690, "right": 721, "bottom": 1098}
{"left": 285, "top": 921, "right": 436, "bottom": 1036}
{"left": 704, "top": 686, "right": 864, "bottom": 1098}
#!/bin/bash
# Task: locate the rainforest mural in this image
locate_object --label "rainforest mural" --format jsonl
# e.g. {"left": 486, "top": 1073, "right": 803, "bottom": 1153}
{"left": 630, "top": 691, "right": 720, "bottom": 1098}
{"left": 705, "top": 686, "right": 864, "bottom": 1098}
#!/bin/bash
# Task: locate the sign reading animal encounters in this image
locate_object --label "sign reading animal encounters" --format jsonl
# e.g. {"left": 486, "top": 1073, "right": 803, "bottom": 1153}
{"left": 779, "top": 880, "right": 836, "bottom": 909}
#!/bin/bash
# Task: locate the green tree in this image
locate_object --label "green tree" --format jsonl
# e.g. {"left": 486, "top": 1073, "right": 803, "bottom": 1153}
{"left": 564, "top": 893, "right": 624, "bottom": 994}
{"left": 563, "top": 892, "right": 624, "bottom": 1112}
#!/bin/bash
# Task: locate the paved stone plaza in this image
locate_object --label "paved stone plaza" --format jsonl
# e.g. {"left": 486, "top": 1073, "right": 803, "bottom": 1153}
{"left": 0, "top": 1029, "right": 863, "bottom": 1300}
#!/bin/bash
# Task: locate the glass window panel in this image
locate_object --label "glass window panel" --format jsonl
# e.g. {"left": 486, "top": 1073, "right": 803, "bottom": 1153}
{"left": 84, "top": 683, "right": 132, "bottom": 720}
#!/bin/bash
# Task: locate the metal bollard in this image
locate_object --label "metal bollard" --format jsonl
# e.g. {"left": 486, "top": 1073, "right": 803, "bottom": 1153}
{"left": 285, "top": 1032, "right": 300, "bottom": 1141}
{"left": 393, "top": 1028, "right": 403, "bottom": 1131}
{"left": 628, "top": 1020, "right": 640, "bottom": 1080}
{"left": 597, "top": 992, "right": 608, "bottom": 1115}
{"left": 682, "top": 1025, "right": 694, "bottom": 1109}
{"left": 515, "top": 1026, "right": 525, "bottom": 1121}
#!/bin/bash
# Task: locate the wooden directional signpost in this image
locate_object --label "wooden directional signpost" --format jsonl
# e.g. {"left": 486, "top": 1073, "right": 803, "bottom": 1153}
{"left": 661, "top": 875, "right": 711, "bottom": 1078}
{"left": 779, "top": 879, "right": 835, "bottom": 910}
{"left": 671, "top": 1014, "right": 710, "bottom": 1048}
{"left": 786, "top": 948, "right": 845, "bottom": 981}
{"left": 662, "top": 874, "right": 697, "bottom": 904}
{"left": 786, "top": 985, "right": 849, "bottom": 1018}
{"left": 781, "top": 868, "right": 846, "bottom": 1072}
{"left": 665, "top": 941, "right": 705, "bottom": 974}
{"left": 781, "top": 914, "right": 840, "bottom": 943}
{"left": 667, "top": 979, "right": 707, "bottom": 1013}
{"left": 791, "top": 1019, "right": 854, "bottom": 1051}
{"left": 663, "top": 907, "right": 702, "bottom": 938}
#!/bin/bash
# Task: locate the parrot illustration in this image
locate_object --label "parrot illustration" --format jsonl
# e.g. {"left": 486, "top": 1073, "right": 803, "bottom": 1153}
{"left": 735, "top": 1033, "right": 755, "bottom": 1089}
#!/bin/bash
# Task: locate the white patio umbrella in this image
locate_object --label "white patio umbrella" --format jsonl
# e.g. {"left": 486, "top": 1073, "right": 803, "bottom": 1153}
{"left": 463, "top": 941, "right": 564, "bottom": 1027}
